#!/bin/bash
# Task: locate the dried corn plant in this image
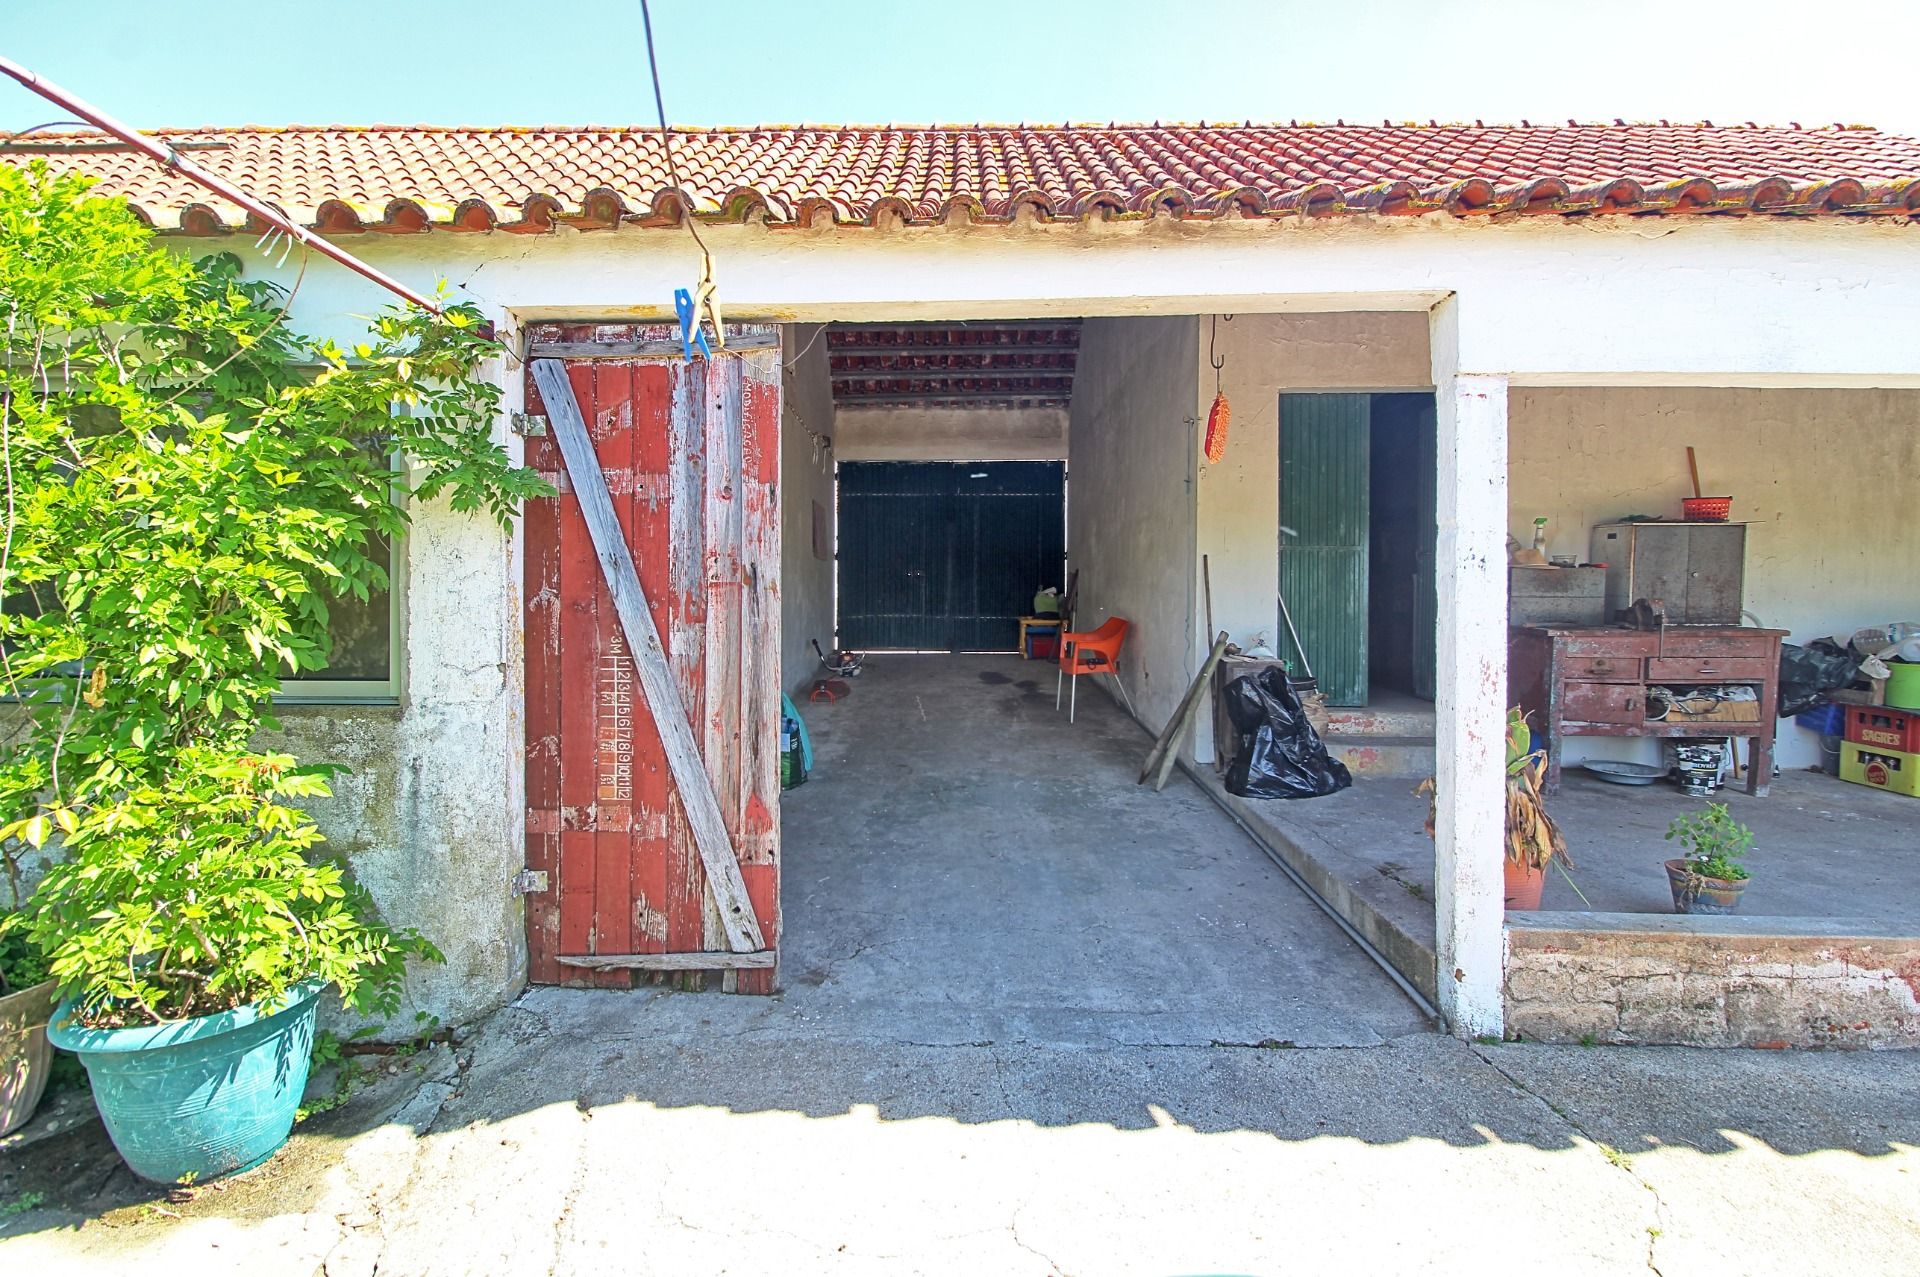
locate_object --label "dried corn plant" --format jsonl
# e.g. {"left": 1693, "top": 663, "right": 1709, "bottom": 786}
{"left": 1417, "top": 708, "right": 1570, "bottom": 871}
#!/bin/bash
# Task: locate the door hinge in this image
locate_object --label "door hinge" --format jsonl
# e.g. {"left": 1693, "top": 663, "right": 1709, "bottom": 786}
{"left": 511, "top": 412, "right": 548, "bottom": 437}
{"left": 510, "top": 869, "right": 549, "bottom": 896}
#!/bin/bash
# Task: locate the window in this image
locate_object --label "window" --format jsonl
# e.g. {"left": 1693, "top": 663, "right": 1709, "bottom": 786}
{"left": 277, "top": 533, "right": 404, "bottom": 703}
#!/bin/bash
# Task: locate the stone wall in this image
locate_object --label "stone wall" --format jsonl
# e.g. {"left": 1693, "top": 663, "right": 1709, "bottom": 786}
{"left": 1506, "top": 914, "right": 1920, "bottom": 1048}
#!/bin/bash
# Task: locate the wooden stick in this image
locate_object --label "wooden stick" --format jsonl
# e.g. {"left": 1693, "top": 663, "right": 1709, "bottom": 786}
{"left": 557, "top": 951, "right": 777, "bottom": 972}
{"left": 1203, "top": 554, "right": 1215, "bottom": 645}
{"left": 1686, "top": 446, "right": 1703, "bottom": 499}
{"left": 1140, "top": 631, "right": 1232, "bottom": 787}
{"left": 532, "top": 359, "right": 766, "bottom": 954}
{"left": 527, "top": 334, "right": 779, "bottom": 360}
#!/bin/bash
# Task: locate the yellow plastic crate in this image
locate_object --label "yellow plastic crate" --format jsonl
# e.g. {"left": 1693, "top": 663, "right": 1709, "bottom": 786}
{"left": 1839, "top": 742, "right": 1920, "bottom": 798}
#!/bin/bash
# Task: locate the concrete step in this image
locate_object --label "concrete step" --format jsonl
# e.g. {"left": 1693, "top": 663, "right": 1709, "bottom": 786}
{"left": 1320, "top": 702, "right": 1436, "bottom": 739}
{"left": 1324, "top": 734, "right": 1437, "bottom": 780}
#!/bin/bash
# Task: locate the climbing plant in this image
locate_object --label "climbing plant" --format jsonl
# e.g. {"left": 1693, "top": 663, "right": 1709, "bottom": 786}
{"left": 0, "top": 162, "right": 548, "bottom": 1024}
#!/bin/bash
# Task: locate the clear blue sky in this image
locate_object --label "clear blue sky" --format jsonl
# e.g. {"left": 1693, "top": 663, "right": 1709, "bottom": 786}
{"left": 3, "top": 1, "right": 1916, "bottom": 135}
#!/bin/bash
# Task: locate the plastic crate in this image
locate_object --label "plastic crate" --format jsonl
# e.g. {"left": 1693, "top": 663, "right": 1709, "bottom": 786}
{"left": 1794, "top": 703, "right": 1846, "bottom": 736}
{"left": 1839, "top": 743, "right": 1920, "bottom": 798}
{"left": 1843, "top": 705, "right": 1920, "bottom": 754}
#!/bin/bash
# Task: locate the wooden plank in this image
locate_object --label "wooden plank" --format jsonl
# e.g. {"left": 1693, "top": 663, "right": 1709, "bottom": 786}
{"left": 668, "top": 361, "right": 714, "bottom": 983}
{"left": 557, "top": 951, "right": 777, "bottom": 972}
{"left": 532, "top": 357, "right": 766, "bottom": 954}
{"left": 527, "top": 334, "right": 780, "bottom": 359}
{"left": 521, "top": 427, "right": 564, "bottom": 985}
{"left": 1139, "top": 631, "right": 1231, "bottom": 785}
{"left": 734, "top": 349, "right": 784, "bottom": 994}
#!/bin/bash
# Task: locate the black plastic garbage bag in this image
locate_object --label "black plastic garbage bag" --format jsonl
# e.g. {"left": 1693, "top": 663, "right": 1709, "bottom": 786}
{"left": 1223, "top": 668, "right": 1352, "bottom": 800}
{"left": 1777, "top": 640, "right": 1860, "bottom": 718}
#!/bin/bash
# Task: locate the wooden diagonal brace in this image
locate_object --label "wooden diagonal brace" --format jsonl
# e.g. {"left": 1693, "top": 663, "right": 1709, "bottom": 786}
{"left": 530, "top": 358, "right": 766, "bottom": 953}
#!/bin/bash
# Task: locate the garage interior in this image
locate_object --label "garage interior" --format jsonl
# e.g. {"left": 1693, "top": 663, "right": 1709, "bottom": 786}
{"left": 773, "top": 317, "right": 1436, "bottom": 1045}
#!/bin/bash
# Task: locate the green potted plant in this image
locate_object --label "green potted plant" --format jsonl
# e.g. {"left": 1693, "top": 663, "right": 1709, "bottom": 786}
{"left": 0, "top": 897, "right": 57, "bottom": 1138}
{"left": 0, "top": 165, "right": 545, "bottom": 1182}
{"left": 1664, "top": 802, "right": 1754, "bottom": 914}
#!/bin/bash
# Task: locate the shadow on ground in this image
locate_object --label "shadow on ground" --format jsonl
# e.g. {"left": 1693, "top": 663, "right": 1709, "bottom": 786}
{"left": 5, "top": 656, "right": 1918, "bottom": 1270}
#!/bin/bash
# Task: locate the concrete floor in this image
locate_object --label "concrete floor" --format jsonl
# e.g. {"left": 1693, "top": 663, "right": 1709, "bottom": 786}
{"left": 10, "top": 984, "right": 1920, "bottom": 1274}
{"left": 778, "top": 653, "right": 1431, "bottom": 1046}
{"left": 1239, "top": 764, "right": 1920, "bottom": 944}
{"left": 13, "top": 662, "right": 1920, "bottom": 1272}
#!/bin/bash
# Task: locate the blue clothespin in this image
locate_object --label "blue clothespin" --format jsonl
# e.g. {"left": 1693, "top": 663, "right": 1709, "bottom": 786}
{"left": 674, "top": 287, "right": 712, "bottom": 363}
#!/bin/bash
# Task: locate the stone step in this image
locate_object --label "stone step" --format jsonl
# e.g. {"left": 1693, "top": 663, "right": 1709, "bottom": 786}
{"left": 1319, "top": 702, "right": 1437, "bottom": 738}
{"left": 1324, "top": 734, "right": 1437, "bottom": 780}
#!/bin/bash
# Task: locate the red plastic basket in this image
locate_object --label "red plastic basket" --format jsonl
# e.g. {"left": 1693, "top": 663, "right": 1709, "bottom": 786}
{"left": 1682, "top": 495, "right": 1732, "bottom": 522}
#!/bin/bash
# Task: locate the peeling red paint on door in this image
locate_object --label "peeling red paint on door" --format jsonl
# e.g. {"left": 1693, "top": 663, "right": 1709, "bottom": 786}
{"left": 523, "top": 323, "right": 782, "bottom": 992}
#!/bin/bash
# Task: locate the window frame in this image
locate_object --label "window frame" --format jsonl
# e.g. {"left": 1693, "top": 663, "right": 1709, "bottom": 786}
{"left": 274, "top": 527, "right": 406, "bottom": 705}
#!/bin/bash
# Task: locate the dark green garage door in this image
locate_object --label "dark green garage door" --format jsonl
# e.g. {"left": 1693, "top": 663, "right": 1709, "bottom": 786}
{"left": 838, "top": 461, "right": 1066, "bottom": 651}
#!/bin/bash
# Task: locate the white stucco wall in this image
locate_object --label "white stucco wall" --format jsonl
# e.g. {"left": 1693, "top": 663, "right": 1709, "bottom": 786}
{"left": 834, "top": 406, "right": 1068, "bottom": 461}
{"left": 1509, "top": 386, "right": 1920, "bottom": 769}
{"left": 1066, "top": 316, "right": 1201, "bottom": 732}
{"left": 780, "top": 324, "right": 836, "bottom": 697}
{"left": 169, "top": 207, "right": 1920, "bottom": 1028}
{"left": 236, "top": 214, "right": 1920, "bottom": 387}
{"left": 266, "top": 349, "right": 527, "bottom": 1032}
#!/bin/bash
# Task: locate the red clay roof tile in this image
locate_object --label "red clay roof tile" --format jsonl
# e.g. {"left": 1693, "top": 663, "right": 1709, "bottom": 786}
{"left": 3, "top": 122, "right": 1918, "bottom": 233}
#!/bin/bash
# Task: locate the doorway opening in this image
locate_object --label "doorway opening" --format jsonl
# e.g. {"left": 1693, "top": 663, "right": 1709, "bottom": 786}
{"left": 1278, "top": 391, "right": 1437, "bottom": 709}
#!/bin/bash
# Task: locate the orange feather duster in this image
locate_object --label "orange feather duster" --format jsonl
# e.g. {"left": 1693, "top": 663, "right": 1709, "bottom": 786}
{"left": 1203, "top": 391, "right": 1231, "bottom": 464}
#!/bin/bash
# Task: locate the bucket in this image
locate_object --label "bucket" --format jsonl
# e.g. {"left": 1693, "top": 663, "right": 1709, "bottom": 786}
{"left": 1887, "top": 663, "right": 1920, "bottom": 711}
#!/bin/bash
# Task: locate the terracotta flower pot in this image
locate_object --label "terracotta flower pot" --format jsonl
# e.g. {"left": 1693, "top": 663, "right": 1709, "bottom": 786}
{"left": 1665, "top": 859, "right": 1749, "bottom": 914}
{"left": 1503, "top": 859, "right": 1547, "bottom": 910}
{"left": 1, "top": 978, "right": 58, "bottom": 1138}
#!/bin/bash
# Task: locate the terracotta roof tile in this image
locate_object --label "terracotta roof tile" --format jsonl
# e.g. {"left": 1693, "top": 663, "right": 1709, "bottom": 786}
{"left": 4, "top": 122, "right": 1919, "bottom": 233}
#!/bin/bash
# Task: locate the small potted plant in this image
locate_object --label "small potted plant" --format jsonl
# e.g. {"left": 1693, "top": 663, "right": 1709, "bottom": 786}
{"left": 0, "top": 903, "right": 57, "bottom": 1138}
{"left": 1664, "top": 801, "right": 1754, "bottom": 914}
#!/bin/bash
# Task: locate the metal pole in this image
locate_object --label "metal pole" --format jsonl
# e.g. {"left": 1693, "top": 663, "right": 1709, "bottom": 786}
{"left": 0, "top": 56, "right": 443, "bottom": 316}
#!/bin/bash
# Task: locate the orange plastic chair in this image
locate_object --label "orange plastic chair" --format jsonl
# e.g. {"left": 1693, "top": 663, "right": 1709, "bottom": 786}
{"left": 1056, "top": 616, "right": 1135, "bottom": 723}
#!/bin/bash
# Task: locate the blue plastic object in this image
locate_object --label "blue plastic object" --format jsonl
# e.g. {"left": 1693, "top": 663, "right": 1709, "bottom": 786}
{"left": 674, "top": 288, "right": 712, "bottom": 362}
{"left": 781, "top": 692, "right": 813, "bottom": 772}
{"left": 49, "top": 979, "right": 323, "bottom": 1183}
{"left": 1794, "top": 703, "right": 1846, "bottom": 736}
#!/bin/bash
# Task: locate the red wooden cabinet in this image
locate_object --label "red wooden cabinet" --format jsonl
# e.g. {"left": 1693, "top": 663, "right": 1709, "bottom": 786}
{"left": 1509, "top": 625, "right": 1786, "bottom": 797}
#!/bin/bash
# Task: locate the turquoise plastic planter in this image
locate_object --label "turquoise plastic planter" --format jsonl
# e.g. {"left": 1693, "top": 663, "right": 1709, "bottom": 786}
{"left": 48, "top": 979, "right": 323, "bottom": 1183}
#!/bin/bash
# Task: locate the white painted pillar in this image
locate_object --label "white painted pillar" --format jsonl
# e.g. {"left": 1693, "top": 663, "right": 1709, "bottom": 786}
{"left": 1429, "top": 297, "right": 1508, "bottom": 1040}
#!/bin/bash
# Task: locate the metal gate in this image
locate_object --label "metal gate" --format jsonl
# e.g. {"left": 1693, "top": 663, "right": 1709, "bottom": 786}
{"left": 521, "top": 323, "right": 781, "bottom": 992}
{"left": 837, "top": 461, "right": 1065, "bottom": 651}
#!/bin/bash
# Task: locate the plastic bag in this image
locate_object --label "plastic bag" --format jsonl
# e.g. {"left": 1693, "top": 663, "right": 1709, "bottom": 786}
{"left": 1222, "top": 668, "right": 1353, "bottom": 800}
{"left": 1777, "top": 640, "right": 1861, "bottom": 718}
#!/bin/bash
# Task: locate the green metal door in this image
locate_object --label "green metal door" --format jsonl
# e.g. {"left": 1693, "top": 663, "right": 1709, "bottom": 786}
{"left": 838, "top": 462, "right": 1065, "bottom": 651}
{"left": 1280, "top": 394, "right": 1370, "bottom": 706}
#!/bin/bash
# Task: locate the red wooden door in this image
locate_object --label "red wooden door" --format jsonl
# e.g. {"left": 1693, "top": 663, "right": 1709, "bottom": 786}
{"left": 522, "top": 323, "right": 781, "bottom": 992}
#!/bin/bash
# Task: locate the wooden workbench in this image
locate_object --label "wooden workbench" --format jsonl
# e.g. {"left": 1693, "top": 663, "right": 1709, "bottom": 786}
{"left": 1508, "top": 625, "right": 1787, "bottom": 796}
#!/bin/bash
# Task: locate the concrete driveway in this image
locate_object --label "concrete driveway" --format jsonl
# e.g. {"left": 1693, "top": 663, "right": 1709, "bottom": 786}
{"left": 5, "top": 996, "right": 1918, "bottom": 1275}
{"left": 5, "top": 657, "right": 1917, "bottom": 1272}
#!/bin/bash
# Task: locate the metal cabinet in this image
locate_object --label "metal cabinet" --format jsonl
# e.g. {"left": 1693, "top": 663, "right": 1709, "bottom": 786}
{"left": 1589, "top": 522, "right": 1746, "bottom": 624}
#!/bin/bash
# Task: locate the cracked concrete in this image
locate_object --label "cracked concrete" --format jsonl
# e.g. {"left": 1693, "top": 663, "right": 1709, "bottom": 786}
{"left": 4, "top": 656, "right": 1918, "bottom": 1272}
{"left": 6, "top": 997, "right": 1920, "bottom": 1273}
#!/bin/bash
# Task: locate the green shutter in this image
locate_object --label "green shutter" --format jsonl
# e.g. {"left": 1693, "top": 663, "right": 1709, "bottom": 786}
{"left": 1280, "top": 394, "right": 1370, "bottom": 706}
